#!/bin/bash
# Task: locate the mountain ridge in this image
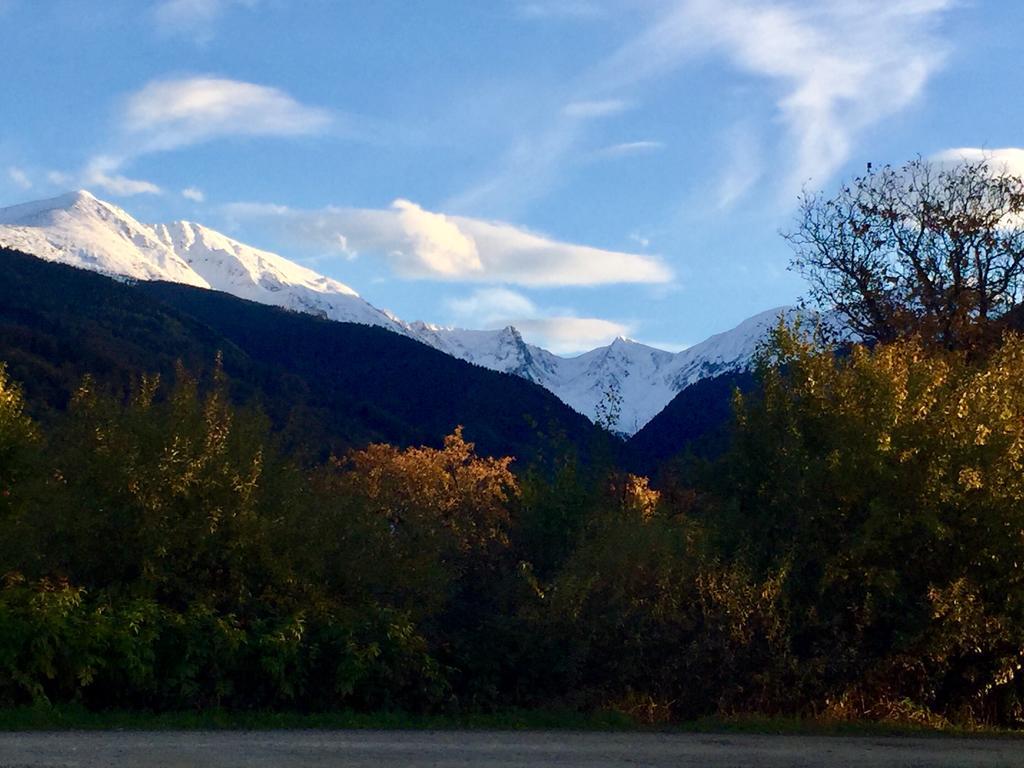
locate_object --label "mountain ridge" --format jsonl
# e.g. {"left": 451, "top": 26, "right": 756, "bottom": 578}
{"left": 0, "top": 190, "right": 787, "bottom": 433}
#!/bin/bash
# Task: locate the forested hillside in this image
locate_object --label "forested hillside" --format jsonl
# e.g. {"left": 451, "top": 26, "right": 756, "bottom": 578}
{"left": 0, "top": 246, "right": 608, "bottom": 465}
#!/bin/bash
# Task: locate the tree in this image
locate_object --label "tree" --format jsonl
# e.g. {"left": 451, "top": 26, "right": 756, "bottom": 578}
{"left": 713, "top": 323, "right": 1024, "bottom": 722}
{"left": 594, "top": 381, "right": 623, "bottom": 433}
{"left": 786, "top": 157, "right": 1024, "bottom": 351}
{"left": 0, "top": 363, "right": 39, "bottom": 539}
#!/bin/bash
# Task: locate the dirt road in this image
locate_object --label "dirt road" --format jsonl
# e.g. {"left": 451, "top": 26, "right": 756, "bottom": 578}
{"left": 1, "top": 729, "right": 1021, "bottom": 767}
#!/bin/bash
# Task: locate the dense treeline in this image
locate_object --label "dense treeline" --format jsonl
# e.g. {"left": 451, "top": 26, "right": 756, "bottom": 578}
{"left": 3, "top": 157, "right": 1024, "bottom": 727}
{"left": 2, "top": 321, "right": 1024, "bottom": 726}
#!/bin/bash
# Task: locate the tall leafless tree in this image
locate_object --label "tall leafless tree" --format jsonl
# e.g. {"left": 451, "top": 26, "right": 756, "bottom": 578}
{"left": 785, "top": 157, "right": 1024, "bottom": 351}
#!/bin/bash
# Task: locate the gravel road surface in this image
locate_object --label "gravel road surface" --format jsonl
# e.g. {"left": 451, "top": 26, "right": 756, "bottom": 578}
{"left": 1, "top": 730, "right": 1021, "bottom": 767}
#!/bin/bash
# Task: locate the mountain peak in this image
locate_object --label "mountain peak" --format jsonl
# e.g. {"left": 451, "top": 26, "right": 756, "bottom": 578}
{"left": 46, "top": 189, "right": 106, "bottom": 214}
{"left": 41, "top": 189, "right": 97, "bottom": 208}
{"left": 0, "top": 189, "right": 100, "bottom": 225}
{"left": 66, "top": 189, "right": 98, "bottom": 203}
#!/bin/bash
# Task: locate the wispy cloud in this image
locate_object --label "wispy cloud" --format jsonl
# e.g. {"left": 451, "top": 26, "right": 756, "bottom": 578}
{"left": 596, "top": 0, "right": 952, "bottom": 196}
{"left": 713, "top": 123, "right": 762, "bottom": 210}
{"left": 461, "top": 0, "right": 952, "bottom": 215}
{"left": 225, "top": 199, "right": 672, "bottom": 287}
{"left": 445, "top": 123, "right": 583, "bottom": 216}
{"left": 68, "top": 76, "right": 332, "bottom": 197}
{"left": 181, "top": 186, "right": 205, "bottom": 202}
{"left": 83, "top": 156, "right": 161, "bottom": 196}
{"left": 596, "top": 140, "right": 664, "bottom": 158}
{"left": 123, "top": 76, "right": 332, "bottom": 153}
{"left": 7, "top": 167, "right": 32, "bottom": 190}
{"left": 447, "top": 287, "right": 631, "bottom": 353}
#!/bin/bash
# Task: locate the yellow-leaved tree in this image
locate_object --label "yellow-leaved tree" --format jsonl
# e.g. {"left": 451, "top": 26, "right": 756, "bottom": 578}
{"left": 713, "top": 322, "right": 1024, "bottom": 723}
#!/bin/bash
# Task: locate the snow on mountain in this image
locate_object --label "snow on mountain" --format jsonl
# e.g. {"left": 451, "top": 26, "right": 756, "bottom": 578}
{"left": 407, "top": 322, "right": 562, "bottom": 384}
{"left": 0, "top": 191, "right": 408, "bottom": 334}
{"left": 0, "top": 191, "right": 208, "bottom": 287}
{"left": 666, "top": 306, "right": 795, "bottom": 389}
{"left": 0, "top": 190, "right": 791, "bottom": 435}
{"left": 152, "top": 220, "right": 406, "bottom": 332}
{"left": 416, "top": 312, "right": 788, "bottom": 435}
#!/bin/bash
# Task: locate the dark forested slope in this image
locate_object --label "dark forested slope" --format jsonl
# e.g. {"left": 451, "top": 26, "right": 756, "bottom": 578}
{"left": 627, "top": 370, "right": 756, "bottom": 473}
{"left": 0, "top": 247, "right": 607, "bottom": 463}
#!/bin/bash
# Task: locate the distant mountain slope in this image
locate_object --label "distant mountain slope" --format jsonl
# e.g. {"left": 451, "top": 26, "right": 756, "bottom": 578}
{"left": 0, "top": 246, "right": 608, "bottom": 464}
{"left": 0, "top": 190, "right": 790, "bottom": 433}
{"left": 422, "top": 307, "right": 791, "bottom": 434}
{"left": 151, "top": 219, "right": 407, "bottom": 332}
{"left": 626, "top": 370, "right": 757, "bottom": 474}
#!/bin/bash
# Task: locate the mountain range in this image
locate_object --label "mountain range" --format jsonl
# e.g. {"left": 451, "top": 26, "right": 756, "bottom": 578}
{"left": 0, "top": 190, "right": 785, "bottom": 433}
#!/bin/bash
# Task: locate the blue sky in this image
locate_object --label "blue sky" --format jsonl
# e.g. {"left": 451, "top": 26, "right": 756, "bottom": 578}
{"left": 1, "top": 0, "right": 1022, "bottom": 353}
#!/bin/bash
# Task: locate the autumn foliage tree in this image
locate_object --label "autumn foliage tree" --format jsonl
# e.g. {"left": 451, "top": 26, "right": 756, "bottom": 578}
{"left": 341, "top": 428, "right": 517, "bottom": 560}
{"left": 712, "top": 322, "right": 1024, "bottom": 722}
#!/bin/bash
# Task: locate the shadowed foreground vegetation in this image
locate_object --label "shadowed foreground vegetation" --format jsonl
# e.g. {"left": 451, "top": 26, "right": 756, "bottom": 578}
{"left": 2, "top": 320, "right": 1024, "bottom": 729}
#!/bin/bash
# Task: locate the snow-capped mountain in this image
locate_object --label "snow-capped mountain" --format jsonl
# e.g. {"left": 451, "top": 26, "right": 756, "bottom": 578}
{"left": 0, "top": 191, "right": 207, "bottom": 288}
{"left": 408, "top": 322, "right": 562, "bottom": 384}
{"left": 418, "top": 308, "right": 790, "bottom": 435}
{"left": 0, "top": 190, "right": 787, "bottom": 434}
{"left": 0, "top": 191, "right": 407, "bottom": 334}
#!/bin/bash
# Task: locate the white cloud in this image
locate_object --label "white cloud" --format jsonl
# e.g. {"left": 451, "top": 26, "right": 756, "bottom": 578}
{"left": 123, "top": 76, "right": 332, "bottom": 153}
{"left": 515, "top": 316, "right": 632, "bottom": 353}
{"left": 46, "top": 170, "right": 71, "bottom": 187}
{"left": 461, "top": 0, "right": 950, "bottom": 214}
{"left": 71, "top": 76, "right": 331, "bottom": 198}
{"left": 562, "top": 99, "right": 629, "bottom": 119}
{"left": 392, "top": 199, "right": 483, "bottom": 276}
{"left": 446, "top": 287, "right": 631, "bottom": 354}
{"left": 83, "top": 156, "right": 161, "bottom": 196}
{"left": 932, "top": 147, "right": 1024, "bottom": 178}
{"left": 447, "top": 287, "right": 539, "bottom": 326}
{"left": 225, "top": 199, "right": 672, "bottom": 286}
{"left": 7, "top": 167, "right": 31, "bottom": 190}
{"left": 154, "top": 0, "right": 257, "bottom": 43}
{"left": 181, "top": 186, "right": 205, "bottom": 202}
{"left": 597, "top": 0, "right": 953, "bottom": 196}
{"left": 596, "top": 140, "right": 664, "bottom": 157}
